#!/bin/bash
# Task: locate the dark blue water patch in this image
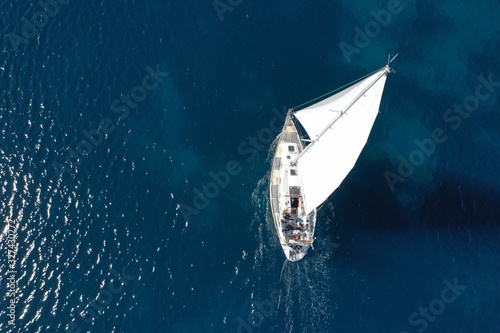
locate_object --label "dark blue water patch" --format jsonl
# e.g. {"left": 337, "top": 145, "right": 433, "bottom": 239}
{"left": 1, "top": 0, "right": 500, "bottom": 332}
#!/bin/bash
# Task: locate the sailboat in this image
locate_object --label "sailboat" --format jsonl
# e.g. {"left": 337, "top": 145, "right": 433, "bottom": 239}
{"left": 269, "top": 61, "right": 394, "bottom": 261}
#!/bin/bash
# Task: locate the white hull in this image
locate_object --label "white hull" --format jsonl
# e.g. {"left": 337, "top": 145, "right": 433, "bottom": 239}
{"left": 270, "top": 111, "right": 316, "bottom": 261}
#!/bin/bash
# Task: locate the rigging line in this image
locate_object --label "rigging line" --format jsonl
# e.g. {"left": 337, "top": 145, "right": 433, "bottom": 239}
{"left": 389, "top": 53, "right": 399, "bottom": 63}
{"left": 291, "top": 67, "right": 383, "bottom": 111}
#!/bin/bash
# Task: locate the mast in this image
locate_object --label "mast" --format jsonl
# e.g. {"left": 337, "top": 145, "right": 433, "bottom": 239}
{"left": 290, "top": 65, "right": 391, "bottom": 167}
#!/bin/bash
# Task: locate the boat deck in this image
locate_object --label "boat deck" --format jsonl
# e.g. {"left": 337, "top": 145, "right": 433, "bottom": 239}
{"left": 270, "top": 113, "right": 302, "bottom": 222}
{"left": 270, "top": 111, "right": 316, "bottom": 261}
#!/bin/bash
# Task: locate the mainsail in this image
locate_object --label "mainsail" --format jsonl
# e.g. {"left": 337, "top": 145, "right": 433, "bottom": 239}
{"left": 293, "top": 66, "right": 390, "bottom": 214}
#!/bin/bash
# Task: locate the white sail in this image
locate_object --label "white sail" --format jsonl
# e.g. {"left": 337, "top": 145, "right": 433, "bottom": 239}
{"left": 293, "top": 67, "right": 390, "bottom": 214}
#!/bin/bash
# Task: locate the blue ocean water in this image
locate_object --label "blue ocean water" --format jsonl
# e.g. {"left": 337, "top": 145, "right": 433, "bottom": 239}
{"left": 1, "top": 0, "right": 499, "bottom": 332}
